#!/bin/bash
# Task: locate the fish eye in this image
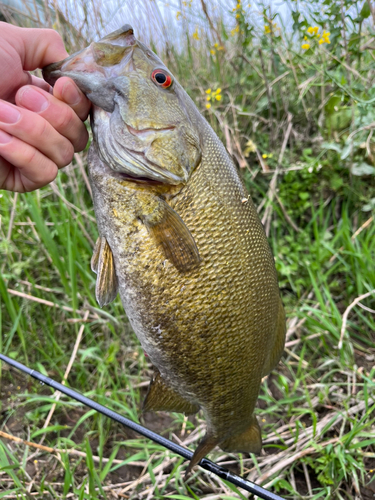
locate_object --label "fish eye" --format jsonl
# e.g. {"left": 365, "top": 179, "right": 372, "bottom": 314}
{"left": 151, "top": 69, "right": 172, "bottom": 89}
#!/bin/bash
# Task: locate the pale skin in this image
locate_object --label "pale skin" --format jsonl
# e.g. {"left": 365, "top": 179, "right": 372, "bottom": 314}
{"left": 0, "top": 22, "right": 91, "bottom": 192}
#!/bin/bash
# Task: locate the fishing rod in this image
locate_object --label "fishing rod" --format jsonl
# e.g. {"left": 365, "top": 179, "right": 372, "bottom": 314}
{"left": 0, "top": 353, "right": 285, "bottom": 500}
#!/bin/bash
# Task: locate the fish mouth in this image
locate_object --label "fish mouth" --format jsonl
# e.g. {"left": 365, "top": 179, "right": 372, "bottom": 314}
{"left": 118, "top": 172, "right": 164, "bottom": 185}
{"left": 114, "top": 145, "right": 185, "bottom": 184}
{"left": 92, "top": 106, "right": 188, "bottom": 184}
{"left": 126, "top": 123, "right": 175, "bottom": 138}
{"left": 43, "top": 24, "right": 136, "bottom": 85}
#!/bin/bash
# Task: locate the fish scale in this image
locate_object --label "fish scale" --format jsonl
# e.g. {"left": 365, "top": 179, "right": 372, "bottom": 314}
{"left": 43, "top": 24, "right": 286, "bottom": 472}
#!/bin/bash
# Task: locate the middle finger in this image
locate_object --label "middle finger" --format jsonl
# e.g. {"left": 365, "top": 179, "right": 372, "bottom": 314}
{"left": 0, "top": 99, "right": 74, "bottom": 168}
{"left": 16, "top": 85, "right": 89, "bottom": 152}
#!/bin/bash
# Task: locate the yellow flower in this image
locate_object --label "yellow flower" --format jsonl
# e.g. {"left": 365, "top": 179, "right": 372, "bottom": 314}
{"left": 244, "top": 139, "right": 257, "bottom": 157}
{"left": 236, "top": 13, "right": 240, "bottom": 18}
{"left": 210, "top": 49, "right": 216, "bottom": 55}
{"left": 217, "top": 45, "right": 224, "bottom": 51}
{"left": 214, "top": 43, "right": 219, "bottom": 48}
{"left": 206, "top": 103, "right": 211, "bottom": 109}
{"left": 176, "top": 11, "right": 181, "bottom": 20}
{"left": 205, "top": 87, "right": 222, "bottom": 106}
{"left": 302, "top": 43, "right": 310, "bottom": 50}
{"left": 307, "top": 26, "right": 319, "bottom": 35}
{"left": 192, "top": 29, "right": 200, "bottom": 40}
{"left": 320, "top": 31, "right": 330, "bottom": 44}
{"left": 304, "top": 36, "right": 308, "bottom": 40}
{"left": 262, "top": 153, "right": 268, "bottom": 159}
{"left": 231, "top": 25, "right": 240, "bottom": 36}
{"left": 264, "top": 24, "right": 271, "bottom": 34}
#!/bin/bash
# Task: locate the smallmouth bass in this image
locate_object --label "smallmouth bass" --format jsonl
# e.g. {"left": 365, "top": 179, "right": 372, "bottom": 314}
{"left": 44, "top": 25, "right": 286, "bottom": 472}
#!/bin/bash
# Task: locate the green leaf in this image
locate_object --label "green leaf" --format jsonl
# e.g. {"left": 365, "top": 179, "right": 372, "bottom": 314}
{"left": 340, "top": 143, "right": 352, "bottom": 160}
{"left": 322, "top": 142, "right": 341, "bottom": 153}
{"left": 360, "top": 1, "right": 371, "bottom": 19}
{"left": 31, "top": 425, "right": 69, "bottom": 439}
{"left": 362, "top": 198, "right": 375, "bottom": 211}
{"left": 351, "top": 163, "right": 375, "bottom": 176}
{"left": 350, "top": 438, "right": 375, "bottom": 449}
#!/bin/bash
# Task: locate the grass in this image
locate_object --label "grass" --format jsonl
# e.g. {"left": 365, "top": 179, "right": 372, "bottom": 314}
{"left": 0, "top": 0, "right": 375, "bottom": 498}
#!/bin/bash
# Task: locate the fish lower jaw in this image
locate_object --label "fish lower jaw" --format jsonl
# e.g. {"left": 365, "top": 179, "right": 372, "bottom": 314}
{"left": 117, "top": 171, "right": 164, "bottom": 186}
{"left": 126, "top": 123, "right": 175, "bottom": 138}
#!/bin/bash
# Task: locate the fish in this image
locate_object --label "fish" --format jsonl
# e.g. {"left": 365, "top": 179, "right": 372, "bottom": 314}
{"left": 43, "top": 25, "right": 286, "bottom": 473}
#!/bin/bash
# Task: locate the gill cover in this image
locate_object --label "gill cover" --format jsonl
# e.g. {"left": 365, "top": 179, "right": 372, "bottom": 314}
{"left": 43, "top": 25, "right": 201, "bottom": 185}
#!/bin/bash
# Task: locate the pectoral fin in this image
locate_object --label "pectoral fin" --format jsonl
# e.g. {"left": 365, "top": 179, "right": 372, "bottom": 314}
{"left": 142, "top": 200, "right": 200, "bottom": 273}
{"left": 143, "top": 372, "right": 200, "bottom": 415}
{"left": 91, "top": 236, "right": 118, "bottom": 307}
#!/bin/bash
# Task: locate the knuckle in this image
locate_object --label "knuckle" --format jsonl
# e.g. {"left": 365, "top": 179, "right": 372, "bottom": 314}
{"left": 45, "top": 29, "right": 64, "bottom": 45}
{"left": 74, "top": 128, "right": 89, "bottom": 152}
{"left": 56, "top": 106, "right": 74, "bottom": 131}
{"left": 43, "top": 164, "right": 58, "bottom": 184}
{"left": 34, "top": 160, "right": 58, "bottom": 186}
{"left": 22, "top": 145, "right": 38, "bottom": 166}
{"left": 57, "top": 142, "right": 74, "bottom": 168}
{"left": 37, "top": 117, "right": 49, "bottom": 139}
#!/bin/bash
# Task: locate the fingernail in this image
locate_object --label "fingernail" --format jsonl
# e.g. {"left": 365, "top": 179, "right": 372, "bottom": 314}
{"left": 0, "top": 102, "right": 20, "bottom": 124}
{"left": 18, "top": 87, "right": 49, "bottom": 112}
{"left": 62, "top": 81, "right": 81, "bottom": 106}
{"left": 0, "top": 130, "right": 12, "bottom": 144}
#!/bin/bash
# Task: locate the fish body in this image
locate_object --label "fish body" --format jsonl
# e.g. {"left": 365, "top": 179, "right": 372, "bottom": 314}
{"left": 44, "top": 26, "right": 286, "bottom": 469}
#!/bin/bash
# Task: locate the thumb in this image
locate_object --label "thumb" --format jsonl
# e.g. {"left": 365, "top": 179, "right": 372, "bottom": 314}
{"left": 4, "top": 24, "right": 68, "bottom": 70}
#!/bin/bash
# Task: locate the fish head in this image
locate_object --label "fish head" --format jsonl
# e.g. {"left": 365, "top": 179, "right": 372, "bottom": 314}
{"left": 43, "top": 26, "right": 202, "bottom": 184}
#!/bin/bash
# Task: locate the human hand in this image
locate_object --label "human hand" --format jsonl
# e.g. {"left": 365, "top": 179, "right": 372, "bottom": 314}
{"left": 0, "top": 22, "right": 91, "bottom": 192}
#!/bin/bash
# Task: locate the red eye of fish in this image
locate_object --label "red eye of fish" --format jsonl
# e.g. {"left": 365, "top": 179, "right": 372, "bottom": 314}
{"left": 152, "top": 69, "right": 172, "bottom": 88}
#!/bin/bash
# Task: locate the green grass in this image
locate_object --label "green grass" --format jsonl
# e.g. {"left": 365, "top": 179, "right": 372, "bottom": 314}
{"left": 1, "top": 0, "right": 375, "bottom": 498}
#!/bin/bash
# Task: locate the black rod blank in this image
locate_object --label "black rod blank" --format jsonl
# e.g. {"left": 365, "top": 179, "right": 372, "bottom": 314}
{"left": 0, "top": 353, "right": 284, "bottom": 500}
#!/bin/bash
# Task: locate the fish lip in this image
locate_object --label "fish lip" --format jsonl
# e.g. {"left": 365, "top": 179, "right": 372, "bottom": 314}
{"left": 122, "top": 147, "right": 185, "bottom": 183}
{"left": 118, "top": 172, "right": 164, "bottom": 185}
{"left": 126, "top": 123, "right": 175, "bottom": 137}
{"left": 92, "top": 150, "right": 164, "bottom": 185}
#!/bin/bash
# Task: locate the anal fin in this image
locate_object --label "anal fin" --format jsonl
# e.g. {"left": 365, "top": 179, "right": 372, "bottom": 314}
{"left": 143, "top": 372, "right": 199, "bottom": 415}
{"left": 220, "top": 414, "right": 262, "bottom": 454}
{"left": 91, "top": 236, "right": 119, "bottom": 307}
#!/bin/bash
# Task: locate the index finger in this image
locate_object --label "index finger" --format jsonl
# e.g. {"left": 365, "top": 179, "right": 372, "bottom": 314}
{"left": 53, "top": 77, "right": 91, "bottom": 121}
